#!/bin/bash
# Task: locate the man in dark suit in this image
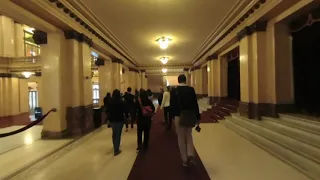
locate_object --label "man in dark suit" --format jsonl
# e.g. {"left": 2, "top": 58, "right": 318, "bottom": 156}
{"left": 171, "top": 74, "right": 200, "bottom": 167}
{"left": 123, "top": 87, "right": 136, "bottom": 131}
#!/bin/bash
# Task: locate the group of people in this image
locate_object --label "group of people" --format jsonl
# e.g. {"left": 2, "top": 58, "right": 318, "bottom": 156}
{"left": 103, "top": 74, "right": 201, "bottom": 168}
{"left": 103, "top": 88, "right": 155, "bottom": 156}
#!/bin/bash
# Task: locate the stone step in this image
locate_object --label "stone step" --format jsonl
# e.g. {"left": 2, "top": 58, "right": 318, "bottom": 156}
{"left": 277, "top": 114, "right": 320, "bottom": 133}
{"left": 232, "top": 115, "right": 320, "bottom": 164}
{"left": 223, "top": 118, "right": 320, "bottom": 180}
{"left": 262, "top": 117, "right": 320, "bottom": 148}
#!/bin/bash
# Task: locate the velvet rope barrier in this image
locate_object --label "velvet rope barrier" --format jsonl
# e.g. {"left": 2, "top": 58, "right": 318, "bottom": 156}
{"left": 0, "top": 108, "right": 57, "bottom": 138}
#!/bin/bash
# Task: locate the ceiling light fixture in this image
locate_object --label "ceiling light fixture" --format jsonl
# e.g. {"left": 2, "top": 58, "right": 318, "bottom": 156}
{"left": 22, "top": 72, "right": 34, "bottom": 78}
{"left": 156, "top": 37, "right": 172, "bottom": 50}
{"left": 162, "top": 68, "right": 168, "bottom": 73}
{"left": 160, "top": 57, "right": 169, "bottom": 64}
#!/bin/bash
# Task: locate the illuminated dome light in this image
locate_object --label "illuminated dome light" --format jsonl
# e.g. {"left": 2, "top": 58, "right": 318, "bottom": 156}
{"left": 22, "top": 72, "right": 34, "bottom": 78}
{"left": 162, "top": 68, "right": 168, "bottom": 73}
{"left": 156, "top": 37, "right": 172, "bottom": 50}
{"left": 160, "top": 57, "right": 169, "bottom": 64}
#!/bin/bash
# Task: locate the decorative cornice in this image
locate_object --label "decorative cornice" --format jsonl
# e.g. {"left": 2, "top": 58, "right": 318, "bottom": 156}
{"left": 0, "top": 73, "right": 26, "bottom": 79}
{"left": 206, "top": 53, "right": 219, "bottom": 61}
{"left": 111, "top": 58, "right": 123, "bottom": 64}
{"left": 194, "top": 0, "right": 266, "bottom": 64}
{"left": 237, "top": 20, "right": 268, "bottom": 40}
{"left": 48, "top": 0, "right": 135, "bottom": 65}
{"left": 33, "top": 30, "right": 48, "bottom": 45}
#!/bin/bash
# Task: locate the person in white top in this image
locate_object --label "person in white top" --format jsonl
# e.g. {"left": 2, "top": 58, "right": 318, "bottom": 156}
{"left": 160, "top": 86, "right": 172, "bottom": 130}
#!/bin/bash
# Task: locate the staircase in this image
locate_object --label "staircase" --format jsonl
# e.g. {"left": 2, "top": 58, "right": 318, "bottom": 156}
{"left": 224, "top": 113, "right": 320, "bottom": 179}
{"left": 203, "top": 99, "right": 239, "bottom": 122}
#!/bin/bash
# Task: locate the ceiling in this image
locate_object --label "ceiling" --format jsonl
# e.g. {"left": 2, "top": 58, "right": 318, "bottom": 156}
{"left": 80, "top": 0, "right": 241, "bottom": 66}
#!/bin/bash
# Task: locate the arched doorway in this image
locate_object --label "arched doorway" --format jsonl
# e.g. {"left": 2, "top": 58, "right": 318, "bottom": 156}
{"left": 291, "top": 9, "right": 320, "bottom": 115}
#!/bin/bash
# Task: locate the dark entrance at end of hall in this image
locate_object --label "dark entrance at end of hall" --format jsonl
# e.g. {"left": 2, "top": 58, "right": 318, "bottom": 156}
{"left": 227, "top": 48, "right": 240, "bottom": 101}
{"left": 291, "top": 8, "right": 320, "bottom": 115}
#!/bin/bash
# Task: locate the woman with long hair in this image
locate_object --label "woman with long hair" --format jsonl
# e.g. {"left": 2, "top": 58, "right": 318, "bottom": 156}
{"left": 106, "top": 89, "right": 128, "bottom": 156}
{"left": 136, "top": 90, "right": 155, "bottom": 151}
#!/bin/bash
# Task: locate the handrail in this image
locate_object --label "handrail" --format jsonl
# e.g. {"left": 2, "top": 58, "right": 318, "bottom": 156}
{"left": 0, "top": 108, "right": 57, "bottom": 138}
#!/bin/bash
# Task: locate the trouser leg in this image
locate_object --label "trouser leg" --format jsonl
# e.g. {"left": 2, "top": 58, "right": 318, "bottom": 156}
{"left": 174, "top": 117, "right": 188, "bottom": 163}
{"left": 185, "top": 127, "right": 195, "bottom": 157}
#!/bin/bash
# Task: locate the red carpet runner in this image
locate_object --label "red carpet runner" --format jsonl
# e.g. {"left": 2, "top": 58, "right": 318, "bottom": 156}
{"left": 127, "top": 109, "right": 211, "bottom": 180}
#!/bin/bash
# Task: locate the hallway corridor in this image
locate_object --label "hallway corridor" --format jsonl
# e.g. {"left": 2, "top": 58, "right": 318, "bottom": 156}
{"left": 1, "top": 110, "right": 309, "bottom": 180}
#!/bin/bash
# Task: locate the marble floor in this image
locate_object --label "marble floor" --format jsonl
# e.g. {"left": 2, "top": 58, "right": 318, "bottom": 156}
{"left": 0, "top": 123, "right": 310, "bottom": 180}
{"left": 0, "top": 126, "right": 43, "bottom": 154}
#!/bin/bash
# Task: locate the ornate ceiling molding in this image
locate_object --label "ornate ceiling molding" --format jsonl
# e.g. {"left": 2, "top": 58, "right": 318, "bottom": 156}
{"left": 138, "top": 64, "right": 192, "bottom": 70}
{"left": 193, "top": 0, "right": 266, "bottom": 65}
{"left": 47, "top": 0, "right": 136, "bottom": 65}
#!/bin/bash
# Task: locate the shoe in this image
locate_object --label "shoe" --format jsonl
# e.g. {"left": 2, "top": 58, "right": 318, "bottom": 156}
{"left": 114, "top": 150, "right": 122, "bottom": 156}
{"left": 182, "top": 162, "right": 188, "bottom": 167}
{"left": 131, "top": 126, "right": 134, "bottom": 129}
{"left": 187, "top": 156, "right": 196, "bottom": 165}
{"left": 125, "top": 128, "right": 129, "bottom": 132}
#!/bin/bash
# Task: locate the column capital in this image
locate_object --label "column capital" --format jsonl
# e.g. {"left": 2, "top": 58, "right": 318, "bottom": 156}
{"left": 206, "top": 53, "right": 219, "bottom": 61}
{"left": 95, "top": 58, "right": 105, "bottom": 66}
{"left": 129, "top": 68, "right": 139, "bottom": 73}
{"left": 64, "top": 30, "right": 93, "bottom": 47}
{"left": 111, "top": 58, "right": 124, "bottom": 64}
{"left": 237, "top": 20, "right": 268, "bottom": 40}
{"left": 33, "top": 30, "right": 47, "bottom": 45}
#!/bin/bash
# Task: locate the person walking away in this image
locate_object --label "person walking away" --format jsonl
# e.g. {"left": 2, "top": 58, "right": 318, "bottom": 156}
{"left": 158, "top": 88, "right": 164, "bottom": 106}
{"left": 147, "top": 89, "right": 153, "bottom": 101}
{"left": 137, "top": 90, "right": 155, "bottom": 151}
{"left": 106, "top": 89, "right": 128, "bottom": 156}
{"left": 123, "top": 87, "right": 136, "bottom": 131}
{"left": 171, "top": 74, "right": 200, "bottom": 167}
{"left": 103, "top": 93, "right": 111, "bottom": 128}
{"left": 160, "top": 86, "right": 172, "bottom": 130}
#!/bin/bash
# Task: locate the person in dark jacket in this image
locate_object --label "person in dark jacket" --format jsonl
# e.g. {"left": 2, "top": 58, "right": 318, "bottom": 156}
{"left": 136, "top": 90, "right": 155, "bottom": 151}
{"left": 123, "top": 87, "right": 136, "bottom": 130}
{"left": 170, "top": 74, "right": 200, "bottom": 167}
{"left": 106, "top": 89, "right": 128, "bottom": 156}
{"left": 103, "top": 93, "right": 111, "bottom": 127}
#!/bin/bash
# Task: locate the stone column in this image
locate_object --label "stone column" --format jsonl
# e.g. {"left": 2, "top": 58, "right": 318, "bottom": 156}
{"left": 144, "top": 75, "right": 148, "bottom": 90}
{"left": 14, "top": 22, "right": 24, "bottom": 57}
{"left": 63, "top": 30, "right": 94, "bottom": 135}
{"left": 237, "top": 21, "right": 283, "bottom": 119}
{"left": 202, "top": 66, "right": 208, "bottom": 97}
{"left": 98, "top": 59, "right": 112, "bottom": 105}
{"left": 207, "top": 59, "right": 214, "bottom": 104}
{"left": 37, "top": 31, "right": 69, "bottom": 138}
{"left": 136, "top": 71, "right": 141, "bottom": 90}
{"left": 194, "top": 67, "right": 203, "bottom": 98}
{"left": 111, "top": 59, "right": 122, "bottom": 91}
{"left": 0, "top": 15, "right": 15, "bottom": 57}
{"left": 128, "top": 68, "right": 138, "bottom": 91}
{"left": 190, "top": 69, "right": 195, "bottom": 88}
{"left": 140, "top": 70, "right": 146, "bottom": 90}
{"left": 0, "top": 74, "right": 30, "bottom": 128}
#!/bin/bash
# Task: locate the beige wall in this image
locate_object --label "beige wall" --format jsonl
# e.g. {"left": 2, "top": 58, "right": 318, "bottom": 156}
{"left": 164, "top": 75, "right": 179, "bottom": 86}
{"left": 147, "top": 75, "right": 164, "bottom": 93}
